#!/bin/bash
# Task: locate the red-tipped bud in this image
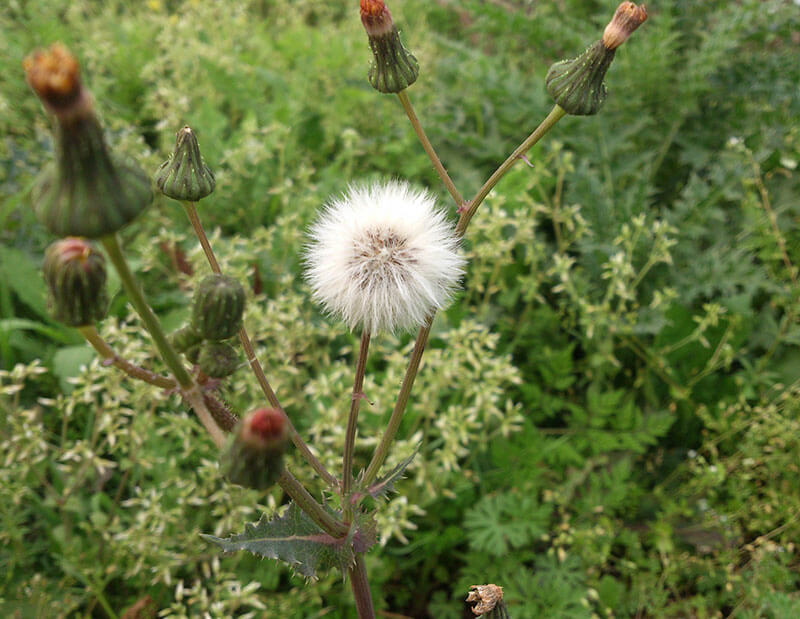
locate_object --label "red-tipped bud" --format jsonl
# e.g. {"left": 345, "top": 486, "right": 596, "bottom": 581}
{"left": 360, "top": 0, "right": 419, "bottom": 93}
{"left": 23, "top": 43, "right": 83, "bottom": 114}
{"left": 43, "top": 237, "right": 108, "bottom": 327}
{"left": 602, "top": 2, "right": 648, "bottom": 51}
{"left": 222, "top": 408, "right": 289, "bottom": 490}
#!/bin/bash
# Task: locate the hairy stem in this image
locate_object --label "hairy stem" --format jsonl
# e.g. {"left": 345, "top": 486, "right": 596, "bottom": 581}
{"left": 181, "top": 200, "right": 338, "bottom": 486}
{"left": 101, "top": 233, "right": 225, "bottom": 446}
{"left": 456, "top": 105, "right": 566, "bottom": 236}
{"left": 349, "top": 554, "right": 376, "bottom": 619}
{"left": 343, "top": 330, "right": 370, "bottom": 518}
{"left": 363, "top": 317, "right": 432, "bottom": 485}
{"left": 278, "top": 468, "right": 349, "bottom": 538}
{"left": 78, "top": 326, "right": 176, "bottom": 389}
{"left": 397, "top": 90, "right": 465, "bottom": 210}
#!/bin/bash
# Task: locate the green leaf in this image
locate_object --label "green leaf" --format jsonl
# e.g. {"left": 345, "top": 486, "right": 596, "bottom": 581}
{"left": 201, "top": 502, "right": 355, "bottom": 580}
{"left": 52, "top": 345, "right": 95, "bottom": 392}
{"left": 361, "top": 447, "right": 418, "bottom": 500}
{"left": 0, "top": 245, "right": 49, "bottom": 319}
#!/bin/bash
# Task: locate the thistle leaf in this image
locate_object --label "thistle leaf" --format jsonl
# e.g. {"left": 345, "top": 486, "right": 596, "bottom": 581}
{"left": 362, "top": 448, "right": 418, "bottom": 500}
{"left": 201, "top": 502, "right": 352, "bottom": 579}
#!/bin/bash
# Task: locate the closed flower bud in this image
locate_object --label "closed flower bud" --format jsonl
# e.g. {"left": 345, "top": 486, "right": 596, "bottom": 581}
{"left": 43, "top": 237, "right": 108, "bottom": 327}
{"left": 169, "top": 324, "right": 203, "bottom": 353}
{"left": 197, "top": 341, "right": 240, "bottom": 378}
{"left": 545, "top": 2, "right": 646, "bottom": 116}
{"left": 154, "top": 126, "right": 216, "bottom": 202}
{"left": 222, "top": 408, "right": 289, "bottom": 490}
{"left": 361, "top": 0, "right": 419, "bottom": 94}
{"left": 190, "top": 274, "right": 246, "bottom": 341}
{"left": 25, "top": 44, "right": 152, "bottom": 238}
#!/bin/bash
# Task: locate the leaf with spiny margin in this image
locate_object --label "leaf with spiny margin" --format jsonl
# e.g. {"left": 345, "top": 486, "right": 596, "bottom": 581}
{"left": 200, "top": 502, "right": 352, "bottom": 580}
{"left": 361, "top": 447, "right": 418, "bottom": 500}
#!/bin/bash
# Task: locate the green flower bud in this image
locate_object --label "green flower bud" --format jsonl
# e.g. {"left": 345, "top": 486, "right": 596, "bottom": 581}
{"left": 190, "top": 274, "right": 246, "bottom": 341}
{"left": 222, "top": 408, "right": 289, "bottom": 491}
{"left": 154, "top": 126, "right": 216, "bottom": 202}
{"left": 361, "top": 0, "right": 419, "bottom": 94}
{"left": 169, "top": 324, "right": 202, "bottom": 353}
{"left": 545, "top": 2, "right": 647, "bottom": 116}
{"left": 25, "top": 45, "right": 152, "bottom": 238}
{"left": 43, "top": 237, "right": 108, "bottom": 326}
{"left": 197, "top": 341, "right": 239, "bottom": 378}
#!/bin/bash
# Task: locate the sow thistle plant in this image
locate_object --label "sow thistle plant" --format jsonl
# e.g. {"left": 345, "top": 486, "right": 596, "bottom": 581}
{"left": 23, "top": 2, "right": 647, "bottom": 616}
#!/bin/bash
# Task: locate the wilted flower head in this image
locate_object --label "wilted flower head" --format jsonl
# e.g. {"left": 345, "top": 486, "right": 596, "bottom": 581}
{"left": 304, "top": 181, "right": 464, "bottom": 333}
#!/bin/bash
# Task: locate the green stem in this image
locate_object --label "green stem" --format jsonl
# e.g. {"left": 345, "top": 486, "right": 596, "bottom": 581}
{"left": 343, "top": 330, "right": 371, "bottom": 519}
{"left": 348, "top": 554, "right": 375, "bottom": 619}
{"left": 363, "top": 317, "right": 432, "bottom": 485}
{"left": 278, "top": 468, "right": 348, "bottom": 538}
{"left": 78, "top": 326, "right": 176, "bottom": 389}
{"left": 397, "top": 90, "right": 465, "bottom": 210}
{"left": 180, "top": 201, "right": 338, "bottom": 486}
{"left": 101, "top": 233, "right": 225, "bottom": 447}
{"left": 456, "top": 105, "right": 566, "bottom": 236}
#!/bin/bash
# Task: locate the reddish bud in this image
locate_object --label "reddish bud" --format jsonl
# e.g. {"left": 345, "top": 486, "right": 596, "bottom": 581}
{"left": 360, "top": 0, "right": 393, "bottom": 36}
{"left": 602, "top": 2, "right": 648, "bottom": 51}
{"left": 222, "top": 408, "right": 289, "bottom": 490}
{"left": 23, "top": 44, "right": 84, "bottom": 114}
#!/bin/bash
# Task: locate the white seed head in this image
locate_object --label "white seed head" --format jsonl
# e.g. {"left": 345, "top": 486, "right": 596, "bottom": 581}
{"left": 304, "top": 181, "right": 465, "bottom": 333}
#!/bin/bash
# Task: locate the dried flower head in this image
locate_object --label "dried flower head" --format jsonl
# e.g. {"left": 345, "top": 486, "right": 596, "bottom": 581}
{"left": 304, "top": 181, "right": 464, "bottom": 333}
{"left": 603, "top": 2, "right": 648, "bottom": 51}
{"left": 466, "top": 584, "right": 506, "bottom": 616}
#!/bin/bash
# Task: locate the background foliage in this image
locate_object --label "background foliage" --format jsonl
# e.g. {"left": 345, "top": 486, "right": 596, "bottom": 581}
{"left": 2, "top": 0, "right": 799, "bottom": 617}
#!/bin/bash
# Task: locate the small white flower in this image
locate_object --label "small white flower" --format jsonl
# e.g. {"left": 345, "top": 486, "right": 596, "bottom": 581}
{"left": 304, "top": 180, "right": 465, "bottom": 333}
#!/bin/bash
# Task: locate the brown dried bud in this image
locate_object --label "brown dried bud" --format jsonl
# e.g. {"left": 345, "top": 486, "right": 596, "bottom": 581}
{"left": 466, "top": 584, "right": 506, "bottom": 617}
{"left": 360, "top": 0, "right": 419, "bottom": 93}
{"left": 23, "top": 44, "right": 84, "bottom": 114}
{"left": 602, "top": 2, "right": 648, "bottom": 51}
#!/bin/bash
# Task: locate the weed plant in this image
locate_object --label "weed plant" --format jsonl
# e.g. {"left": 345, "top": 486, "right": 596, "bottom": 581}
{"left": 1, "top": 1, "right": 799, "bottom": 617}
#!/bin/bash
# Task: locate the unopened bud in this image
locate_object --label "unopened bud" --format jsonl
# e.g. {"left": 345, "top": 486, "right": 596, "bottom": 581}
{"left": 25, "top": 44, "right": 152, "bottom": 238}
{"left": 545, "top": 2, "right": 646, "bottom": 116}
{"left": 169, "top": 324, "right": 203, "bottom": 353}
{"left": 361, "top": 0, "right": 419, "bottom": 94}
{"left": 222, "top": 408, "right": 289, "bottom": 490}
{"left": 154, "top": 126, "right": 216, "bottom": 202}
{"left": 43, "top": 237, "right": 108, "bottom": 326}
{"left": 197, "top": 341, "right": 240, "bottom": 378}
{"left": 190, "top": 274, "right": 246, "bottom": 341}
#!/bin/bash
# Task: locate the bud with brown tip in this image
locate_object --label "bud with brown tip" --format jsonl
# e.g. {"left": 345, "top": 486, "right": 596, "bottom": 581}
{"left": 25, "top": 44, "right": 152, "bottom": 239}
{"left": 154, "top": 126, "right": 216, "bottom": 202}
{"left": 466, "top": 584, "right": 508, "bottom": 618}
{"left": 361, "top": 0, "right": 419, "bottom": 94}
{"left": 545, "top": 2, "right": 647, "bottom": 116}
{"left": 43, "top": 237, "right": 108, "bottom": 327}
{"left": 222, "top": 408, "right": 289, "bottom": 490}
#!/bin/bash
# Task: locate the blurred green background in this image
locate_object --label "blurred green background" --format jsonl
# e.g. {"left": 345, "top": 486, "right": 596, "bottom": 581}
{"left": 2, "top": 0, "right": 799, "bottom": 617}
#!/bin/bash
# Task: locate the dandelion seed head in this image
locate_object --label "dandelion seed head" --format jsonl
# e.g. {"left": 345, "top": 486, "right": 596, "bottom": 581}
{"left": 304, "top": 181, "right": 465, "bottom": 333}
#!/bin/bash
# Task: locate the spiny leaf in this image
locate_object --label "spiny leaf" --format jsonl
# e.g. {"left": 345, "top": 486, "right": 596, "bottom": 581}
{"left": 361, "top": 447, "right": 418, "bottom": 500}
{"left": 201, "top": 502, "right": 352, "bottom": 580}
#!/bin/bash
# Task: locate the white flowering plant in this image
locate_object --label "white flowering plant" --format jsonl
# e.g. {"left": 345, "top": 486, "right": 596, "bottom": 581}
{"left": 18, "top": 1, "right": 650, "bottom": 617}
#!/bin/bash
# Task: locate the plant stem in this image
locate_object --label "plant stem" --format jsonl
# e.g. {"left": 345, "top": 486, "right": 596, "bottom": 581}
{"left": 101, "top": 233, "right": 226, "bottom": 447}
{"left": 363, "top": 317, "right": 432, "bottom": 485}
{"left": 397, "top": 90, "right": 465, "bottom": 210}
{"left": 343, "top": 330, "right": 370, "bottom": 518}
{"left": 181, "top": 200, "right": 338, "bottom": 487}
{"left": 456, "top": 105, "right": 566, "bottom": 236}
{"left": 349, "top": 554, "right": 376, "bottom": 619}
{"left": 202, "top": 392, "right": 239, "bottom": 432}
{"left": 278, "top": 468, "right": 349, "bottom": 537}
{"left": 78, "top": 326, "right": 176, "bottom": 389}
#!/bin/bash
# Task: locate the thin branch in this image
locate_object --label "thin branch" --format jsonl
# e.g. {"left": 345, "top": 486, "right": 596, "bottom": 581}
{"left": 343, "top": 330, "right": 371, "bottom": 518}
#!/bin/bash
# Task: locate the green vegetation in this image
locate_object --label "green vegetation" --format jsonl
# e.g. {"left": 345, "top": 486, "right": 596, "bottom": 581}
{"left": 2, "top": 0, "right": 799, "bottom": 616}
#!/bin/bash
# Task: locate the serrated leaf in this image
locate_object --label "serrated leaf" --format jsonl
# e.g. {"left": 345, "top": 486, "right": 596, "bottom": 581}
{"left": 201, "top": 502, "right": 353, "bottom": 580}
{"left": 361, "top": 447, "right": 418, "bottom": 500}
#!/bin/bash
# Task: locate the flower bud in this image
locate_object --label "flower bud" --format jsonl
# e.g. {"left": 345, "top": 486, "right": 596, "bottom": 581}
{"left": 169, "top": 324, "right": 202, "bottom": 353}
{"left": 197, "top": 341, "right": 240, "bottom": 378}
{"left": 222, "top": 408, "right": 289, "bottom": 490}
{"left": 190, "top": 274, "right": 246, "bottom": 341}
{"left": 361, "top": 0, "right": 419, "bottom": 94}
{"left": 154, "top": 126, "right": 216, "bottom": 202}
{"left": 43, "top": 237, "right": 108, "bottom": 326}
{"left": 545, "top": 2, "right": 646, "bottom": 116}
{"left": 25, "top": 44, "right": 152, "bottom": 238}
